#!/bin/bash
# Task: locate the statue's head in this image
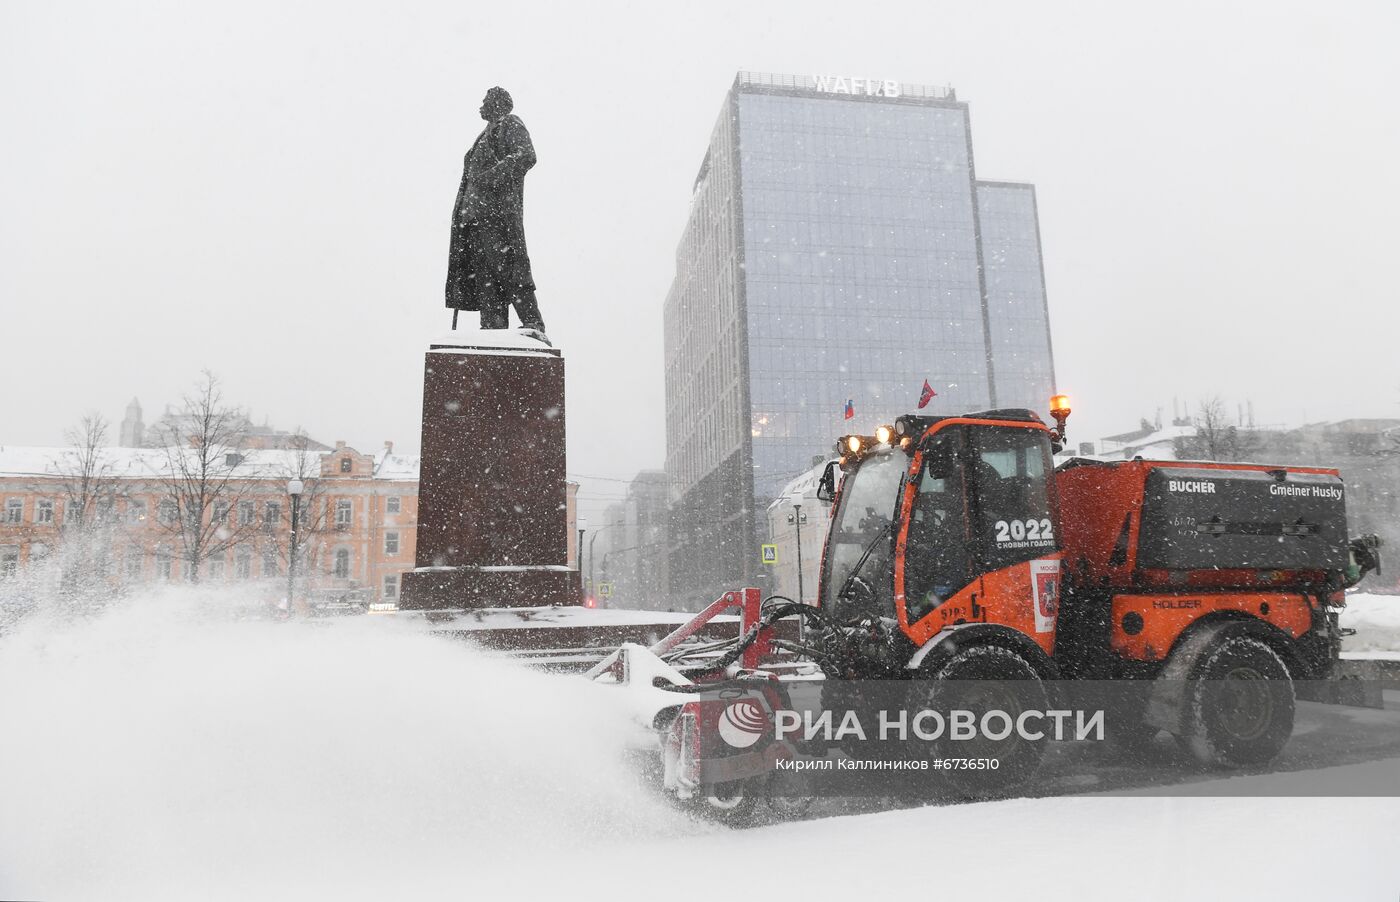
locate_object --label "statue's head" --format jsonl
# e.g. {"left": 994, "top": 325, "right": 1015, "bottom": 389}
{"left": 479, "top": 86, "right": 513, "bottom": 122}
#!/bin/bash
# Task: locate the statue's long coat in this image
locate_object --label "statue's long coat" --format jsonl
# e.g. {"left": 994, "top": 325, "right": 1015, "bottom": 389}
{"left": 445, "top": 113, "right": 536, "bottom": 311}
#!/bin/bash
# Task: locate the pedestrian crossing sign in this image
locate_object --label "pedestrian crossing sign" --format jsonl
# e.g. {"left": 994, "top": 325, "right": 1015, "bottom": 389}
{"left": 761, "top": 544, "right": 778, "bottom": 565}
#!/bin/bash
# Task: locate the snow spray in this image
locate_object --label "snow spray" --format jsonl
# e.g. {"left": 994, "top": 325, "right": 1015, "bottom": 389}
{"left": 0, "top": 576, "right": 696, "bottom": 900}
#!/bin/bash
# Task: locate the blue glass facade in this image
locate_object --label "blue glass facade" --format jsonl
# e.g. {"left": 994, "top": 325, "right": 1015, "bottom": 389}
{"left": 977, "top": 182, "right": 1056, "bottom": 414}
{"left": 739, "top": 92, "right": 993, "bottom": 502}
{"left": 663, "top": 73, "right": 1054, "bottom": 605}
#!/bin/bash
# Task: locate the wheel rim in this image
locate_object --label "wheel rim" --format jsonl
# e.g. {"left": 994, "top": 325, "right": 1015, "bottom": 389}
{"left": 962, "top": 684, "right": 1021, "bottom": 758}
{"left": 704, "top": 782, "right": 746, "bottom": 810}
{"left": 1215, "top": 667, "right": 1273, "bottom": 740}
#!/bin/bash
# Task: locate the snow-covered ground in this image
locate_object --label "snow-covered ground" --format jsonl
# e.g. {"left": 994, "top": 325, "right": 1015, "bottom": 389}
{"left": 0, "top": 586, "right": 692, "bottom": 900}
{"left": 1342, "top": 592, "right": 1400, "bottom": 656}
{"left": 543, "top": 795, "right": 1400, "bottom": 902}
{"left": 2, "top": 586, "right": 1397, "bottom": 901}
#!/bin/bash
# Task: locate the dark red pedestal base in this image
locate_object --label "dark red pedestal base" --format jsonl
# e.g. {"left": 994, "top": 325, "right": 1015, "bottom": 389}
{"left": 400, "top": 565, "right": 578, "bottom": 610}
{"left": 399, "top": 331, "right": 581, "bottom": 610}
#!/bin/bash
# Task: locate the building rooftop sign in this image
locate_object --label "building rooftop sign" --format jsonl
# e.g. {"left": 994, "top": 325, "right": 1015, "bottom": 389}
{"left": 735, "top": 71, "right": 955, "bottom": 102}
{"left": 813, "top": 75, "right": 901, "bottom": 97}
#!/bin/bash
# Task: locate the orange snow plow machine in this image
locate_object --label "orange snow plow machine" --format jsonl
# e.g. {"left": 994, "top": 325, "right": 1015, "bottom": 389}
{"left": 589, "top": 396, "right": 1384, "bottom": 816}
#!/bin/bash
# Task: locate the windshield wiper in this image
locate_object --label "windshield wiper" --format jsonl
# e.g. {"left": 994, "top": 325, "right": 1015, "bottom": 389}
{"left": 837, "top": 521, "right": 891, "bottom": 603}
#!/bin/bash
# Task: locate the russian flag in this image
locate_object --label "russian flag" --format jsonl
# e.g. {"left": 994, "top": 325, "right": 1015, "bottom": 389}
{"left": 843, "top": 399, "right": 855, "bottom": 420}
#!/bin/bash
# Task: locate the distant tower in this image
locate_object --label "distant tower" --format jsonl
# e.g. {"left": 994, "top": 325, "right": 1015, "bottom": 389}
{"left": 119, "top": 397, "right": 144, "bottom": 447}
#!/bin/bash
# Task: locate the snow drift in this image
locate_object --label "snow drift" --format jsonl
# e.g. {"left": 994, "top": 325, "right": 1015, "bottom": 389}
{"left": 1341, "top": 592, "right": 1400, "bottom": 654}
{"left": 0, "top": 584, "right": 696, "bottom": 900}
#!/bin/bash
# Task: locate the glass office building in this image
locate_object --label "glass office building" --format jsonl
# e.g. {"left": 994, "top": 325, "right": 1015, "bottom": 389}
{"left": 663, "top": 72, "right": 1055, "bottom": 605}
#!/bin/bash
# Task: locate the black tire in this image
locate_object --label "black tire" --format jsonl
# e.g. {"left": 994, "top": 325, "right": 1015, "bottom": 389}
{"left": 688, "top": 780, "right": 758, "bottom": 825}
{"left": 761, "top": 791, "right": 815, "bottom": 822}
{"left": 911, "top": 644, "right": 1050, "bottom": 797}
{"left": 1178, "top": 635, "right": 1295, "bottom": 768}
{"left": 1105, "top": 714, "right": 1162, "bottom": 759}
{"left": 1101, "top": 689, "right": 1163, "bottom": 761}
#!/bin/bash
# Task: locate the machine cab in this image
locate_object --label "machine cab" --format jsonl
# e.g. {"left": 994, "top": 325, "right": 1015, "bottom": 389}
{"left": 818, "top": 413, "right": 1060, "bottom": 640}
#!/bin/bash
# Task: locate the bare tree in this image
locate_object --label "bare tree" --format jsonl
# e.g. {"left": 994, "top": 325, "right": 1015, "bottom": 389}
{"left": 150, "top": 372, "right": 260, "bottom": 583}
{"left": 56, "top": 413, "right": 120, "bottom": 534}
{"left": 50, "top": 412, "right": 124, "bottom": 591}
{"left": 1174, "top": 396, "right": 1262, "bottom": 462}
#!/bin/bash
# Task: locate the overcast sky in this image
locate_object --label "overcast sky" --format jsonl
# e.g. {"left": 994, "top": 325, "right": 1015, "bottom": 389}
{"left": 3, "top": 0, "right": 1397, "bottom": 524}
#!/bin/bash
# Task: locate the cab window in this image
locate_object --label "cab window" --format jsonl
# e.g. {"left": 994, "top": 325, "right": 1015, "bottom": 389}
{"left": 968, "top": 425, "right": 1057, "bottom": 572}
{"left": 821, "top": 449, "right": 904, "bottom": 619}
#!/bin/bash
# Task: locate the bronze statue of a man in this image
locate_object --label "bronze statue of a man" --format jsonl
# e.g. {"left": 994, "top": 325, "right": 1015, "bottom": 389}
{"left": 445, "top": 86, "right": 547, "bottom": 340}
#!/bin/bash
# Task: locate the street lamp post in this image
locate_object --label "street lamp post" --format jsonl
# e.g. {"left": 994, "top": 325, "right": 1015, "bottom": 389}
{"left": 587, "top": 521, "right": 623, "bottom": 605}
{"left": 787, "top": 491, "right": 808, "bottom": 605}
{"left": 286, "top": 478, "right": 304, "bottom": 616}
{"left": 576, "top": 517, "right": 588, "bottom": 604}
{"left": 589, "top": 527, "right": 602, "bottom": 604}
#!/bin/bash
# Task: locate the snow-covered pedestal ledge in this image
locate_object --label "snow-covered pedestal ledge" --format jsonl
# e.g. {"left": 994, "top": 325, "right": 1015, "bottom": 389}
{"left": 399, "top": 325, "right": 580, "bottom": 610}
{"left": 426, "top": 325, "right": 556, "bottom": 355}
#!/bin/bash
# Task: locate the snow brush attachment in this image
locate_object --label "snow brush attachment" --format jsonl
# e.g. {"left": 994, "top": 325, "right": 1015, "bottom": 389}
{"left": 684, "top": 596, "right": 905, "bottom": 682}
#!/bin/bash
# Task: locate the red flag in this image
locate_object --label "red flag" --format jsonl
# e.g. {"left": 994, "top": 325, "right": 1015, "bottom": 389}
{"left": 917, "top": 379, "right": 937, "bottom": 409}
{"left": 843, "top": 399, "right": 855, "bottom": 420}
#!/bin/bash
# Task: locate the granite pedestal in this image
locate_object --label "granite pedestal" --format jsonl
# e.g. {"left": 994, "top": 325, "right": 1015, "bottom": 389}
{"left": 399, "top": 329, "right": 580, "bottom": 610}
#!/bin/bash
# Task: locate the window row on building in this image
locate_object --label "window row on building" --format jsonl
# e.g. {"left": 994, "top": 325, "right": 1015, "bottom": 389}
{"left": 0, "top": 443, "right": 421, "bottom": 607}
{"left": 0, "top": 538, "right": 407, "bottom": 598}
{"left": 2, "top": 493, "right": 406, "bottom": 529}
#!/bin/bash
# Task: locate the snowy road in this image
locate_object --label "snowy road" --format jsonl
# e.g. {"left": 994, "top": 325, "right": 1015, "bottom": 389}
{"left": 1028, "top": 693, "right": 1400, "bottom": 799}
{"left": 593, "top": 793, "right": 1400, "bottom": 902}
{"left": 3, "top": 591, "right": 1398, "bottom": 901}
{"left": 590, "top": 698, "right": 1400, "bottom": 902}
{"left": 772, "top": 693, "right": 1400, "bottom": 826}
